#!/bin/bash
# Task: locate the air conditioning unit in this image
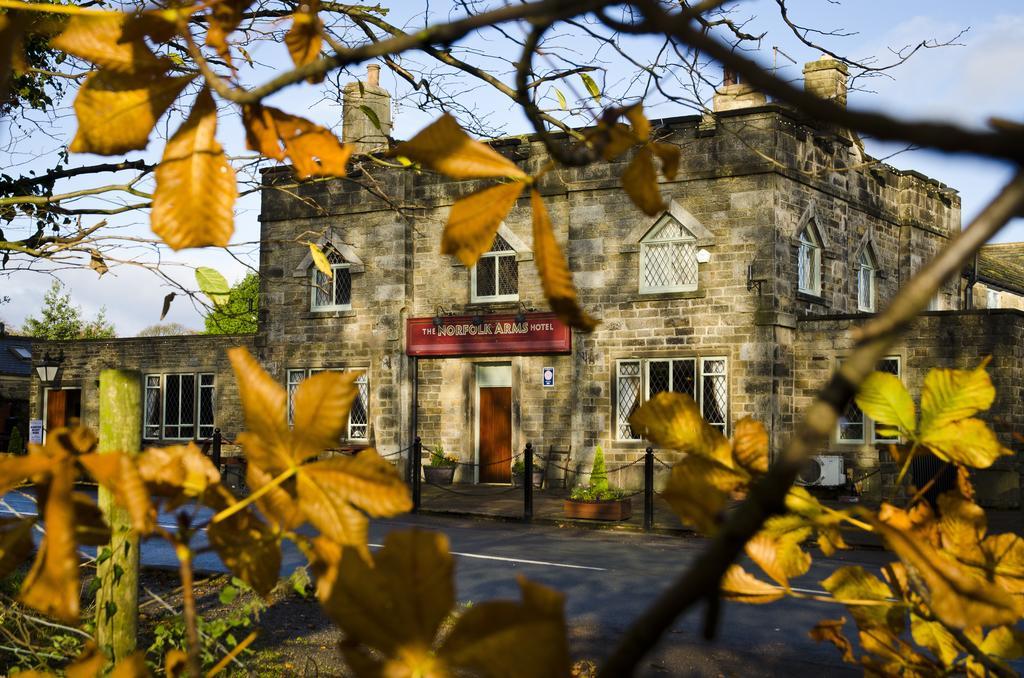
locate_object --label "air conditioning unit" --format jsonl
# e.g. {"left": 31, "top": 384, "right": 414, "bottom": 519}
{"left": 796, "top": 455, "right": 845, "bottom": 487}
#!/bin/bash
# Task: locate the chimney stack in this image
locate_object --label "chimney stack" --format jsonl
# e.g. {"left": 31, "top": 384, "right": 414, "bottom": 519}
{"left": 712, "top": 67, "right": 766, "bottom": 112}
{"left": 802, "top": 55, "right": 848, "bottom": 107}
{"left": 342, "top": 64, "right": 393, "bottom": 154}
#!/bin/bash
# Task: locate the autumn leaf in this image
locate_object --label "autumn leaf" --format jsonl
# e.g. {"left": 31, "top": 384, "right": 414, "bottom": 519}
{"left": 0, "top": 14, "right": 27, "bottom": 104}
{"left": 273, "top": 111, "right": 352, "bottom": 178}
{"left": 661, "top": 455, "right": 747, "bottom": 534}
{"left": 242, "top": 104, "right": 286, "bottom": 160}
{"left": 531, "top": 189, "right": 599, "bottom": 331}
{"left": 746, "top": 516, "right": 812, "bottom": 587}
{"left": 51, "top": 14, "right": 169, "bottom": 74}
{"left": 152, "top": 88, "right": 237, "bottom": 250}
{"left": 206, "top": 0, "right": 252, "bottom": 58}
{"left": 937, "top": 491, "right": 986, "bottom": 559}
{"left": 720, "top": 565, "right": 784, "bottom": 604}
{"left": 856, "top": 371, "right": 916, "bottom": 436}
{"left": 0, "top": 452, "right": 56, "bottom": 496}
{"left": 441, "top": 181, "right": 525, "bottom": 267}
{"left": 392, "top": 114, "right": 528, "bottom": 180}
{"left": 291, "top": 370, "right": 362, "bottom": 457}
{"left": 70, "top": 70, "right": 194, "bottom": 155}
{"left": 579, "top": 72, "right": 600, "bottom": 101}
{"left": 731, "top": 417, "right": 769, "bottom": 474}
{"left": 910, "top": 614, "right": 960, "bottom": 665}
{"left": 785, "top": 487, "right": 849, "bottom": 556}
{"left": 628, "top": 391, "right": 733, "bottom": 464}
{"left": 920, "top": 358, "right": 996, "bottom": 433}
{"left": 79, "top": 451, "right": 154, "bottom": 534}
{"left": 808, "top": 618, "right": 856, "bottom": 663}
{"left": 652, "top": 142, "right": 680, "bottom": 180}
{"left": 134, "top": 443, "right": 221, "bottom": 508}
{"left": 284, "top": 0, "right": 324, "bottom": 83}
{"left": 980, "top": 626, "right": 1024, "bottom": 660}
{"left": 309, "top": 243, "right": 333, "bottom": 278}
{"left": 207, "top": 501, "right": 281, "bottom": 596}
{"left": 624, "top": 105, "right": 650, "bottom": 141}
{"left": 0, "top": 517, "right": 34, "bottom": 580}
{"left": 821, "top": 566, "right": 901, "bottom": 632}
{"left": 920, "top": 417, "right": 1012, "bottom": 469}
{"left": 621, "top": 146, "right": 665, "bottom": 216}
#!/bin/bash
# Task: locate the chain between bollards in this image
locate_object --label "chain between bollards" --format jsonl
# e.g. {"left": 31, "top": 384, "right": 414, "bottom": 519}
{"left": 412, "top": 436, "right": 422, "bottom": 513}
{"left": 644, "top": 447, "right": 655, "bottom": 531}
{"left": 212, "top": 428, "right": 222, "bottom": 471}
{"left": 523, "top": 442, "right": 534, "bottom": 522}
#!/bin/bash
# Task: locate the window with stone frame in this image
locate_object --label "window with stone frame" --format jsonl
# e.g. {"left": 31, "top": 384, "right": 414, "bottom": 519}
{"left": 471, "top": 233, "right": 518, "bottom": 302}
{"left": 857, "top": 246, "right": 877, "bottom": 312}
{"left": 797, "top": 224, "right": 823, "bottom": 296}
{"left": 836, "top": 356, "right": 901, "bottom": 444}
{"left": 287, "top": 368, "right": 369, "bottom": 441}
{"left": 639, "top": 215, "right": 699, "bottom": 293}
{"left": 310, "top": 244, "right": 352, "bottom": 311}
{"left": 143, "top": 372, "right": 215, "bottom": 440}
{"left": 616, "top": 356, "right": 728, "bottom": 440}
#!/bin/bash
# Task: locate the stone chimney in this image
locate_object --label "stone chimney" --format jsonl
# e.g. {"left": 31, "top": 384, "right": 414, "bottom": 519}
{"left": 342, "top": 64, "right": 393, "bottom": 154}
{"left": 712, "top": 67, "right": 767, "bottom": 113}
{"left": 802, "top": 55, "right": 848, "bottom": 107}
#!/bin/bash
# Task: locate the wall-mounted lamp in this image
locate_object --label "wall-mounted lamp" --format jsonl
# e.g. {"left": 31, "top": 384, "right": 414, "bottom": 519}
{"left": 35, "top": 349, "right": 65, "bottom": 387}
{"left": 746, "top": 263, "right": 767, "bottom": 296}
{"left": 472, "top": 314, "right": 484, "bottom": 327}
{"left": 696, "top": 249, "right": 712, "bottom": 264}
{"left": 516, "top": 301, "right": 530, "bottom": 324}
{"left": 432, "top": 305, "right": 450, "bottom": 328}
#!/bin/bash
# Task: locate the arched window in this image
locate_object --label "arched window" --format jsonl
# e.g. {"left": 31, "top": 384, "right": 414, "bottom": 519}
{"left": 857, "top": 246, "right": 877, "bottom": 312}
{"left": 639, "top": 215, "right": 698, "bottom": 293}
{"left": 472, "top": 233, "right": 518, "bottom": 302}
{"left": 797, "top": 225, "right": 822, "bottom": 296}
{"left": 311, "top": 245, "right": 352, "bottom": 311}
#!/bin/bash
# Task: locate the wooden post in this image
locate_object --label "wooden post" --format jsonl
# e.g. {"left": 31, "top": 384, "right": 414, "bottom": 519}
{"left": 95, "top": 369, "right": 141, "bottom": 661}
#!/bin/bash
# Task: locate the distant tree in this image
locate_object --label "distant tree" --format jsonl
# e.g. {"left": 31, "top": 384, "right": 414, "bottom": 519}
{"left": 203, "top": 273, "right": 258, "bottom": 335}
{"left": 136, "top": 322, "right": 195, "bottom": 337}
{"left": 22, "top": 281, "right": 116, "bottom": 339}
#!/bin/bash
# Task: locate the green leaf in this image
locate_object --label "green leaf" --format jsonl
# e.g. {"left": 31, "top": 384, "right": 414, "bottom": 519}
{"left": 219, "top": 585, "right": 239, "bottom": 605}
{"left": 554, "top": 87, "right": 567, "bottom": 110}
{"left": 195, "top": 266, "right": 231, "bottom": 307}
{"left": 856, "top": 372, "right": 916, "bottom": 436}
{"left": 579, "top": 72, "right": 600, "bottom": 101}
{"left": 359, "top": 104, "right": 382, "bottom": 132}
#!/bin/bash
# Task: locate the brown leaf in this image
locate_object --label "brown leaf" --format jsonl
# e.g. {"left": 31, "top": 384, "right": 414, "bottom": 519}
{"left": 241, "top": 104, "right": 286, "bottom": 160}
{"left": 0, "top": 517, "right": 35, "bottom": 580}
{"left": 938, "top": 491, "right": 986, "bottom": 559}
{"left": 88, "top": 249, "right": 108, "bottom": 276}
{"left": 621, "top": 146, "right": 665, "bottom": 216}
{"left": 71, "top": 492, "right": 111, "bottom": 546}
{"left": 291, "top": 370, "right": 361, "bottom": 461}
{"left": 439, "top": 576, "right": 571, "bottom": 678}
{"left": 70, "top": 70, "right": 193, "bottom": 155}
{"left": 746, "top": 518, "right": 812, "bottom": 587}
{"left": 273, "top": 110, "right": 352, "bottom": 178}
{"left": 51, "top": 14, "right": 169, "bottom": 74}
{"left": 392, "top": 114, "right": 528, "bottom": 180}
{"left": 872, "top": 518, "right": 1022, "bottom": 628}
{"left": 244, "top": 459, "right": 303, "bottom": 530}
{"left": 206, "top": 0, "right": 252, "bottom": 58}
{"left": 720, "top": 565, "right": 784, "bottom": 604}
{"left": 0, "top": 14, "right": 27, "bottom": 105}
{"left": 151, "top": 88, "right": 236, "bottom": 250}
{"left": 441, "top": 181, "right": 525, "bottom": 267}
{"left": 651, "top": 142, "right": 680, "bottom": 180}
{"left": 596, "top": 123, "right": 637, "bottom": 161}
{"left": 19, "top": 459, "right": 79, "bottom": 623}
{"left": 628, "top": 391, "right": 733, "bottom": 464}
{"left": 731, "top": 417, "right": 769, "bottom": 474}
{"left": 207, "top": 503, "right": 281, "bottom": 597}
{"left": 808, "top": 618, "right": 856, "bottom": 664}
{"left": 108, "top": 652, "right": 150, "bottom": 678}
{"left": 229, "top": 347, "right": 289, "bottom": 467}
{"left": 530, "top": 189, "right": 599, "bottom": 332}
{"left": 624, "top": 104, "right": 650, "bottom": 141}
{"left": 284, "top": 1, "right": 323, "bottom": 83}
{"left": 134, "top": 443, "right": 220, "bottom": 508}
{"left": 66, "top": 642, "right": 106, "bottom": 678}
{"left": 160, "top": 292, "right": 175, "bottom": 321}
{"left": 0, "top": 452, "right": 57, "bottom": 496}
{"left": 661, "top": 455, "right": 747, "bottom": 534}
{"left": 79, "top": 451, "right": 154, "bottom": 534}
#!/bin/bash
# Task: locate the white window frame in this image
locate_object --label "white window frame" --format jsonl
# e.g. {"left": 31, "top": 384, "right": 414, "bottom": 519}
{"left": 797, "top": 226, "right": 822, "bottom": 296}
{"left": 143, "top": 372, "right": 215, "bottom": 441}
{"left": 987, "top": 288, "right": 1000, "bottom": 309}
{"left": 836, "top": 356, "right": 901, "bottom": 444}
{"left": 616, "top": 356, "right": 728, "bottom": 440}
{"left": 927, "top": 290, "right": 943, "bottom": 311}
{"left": 471, "top": 234, "right": 518, "bottom": 303}
{"left": 857, "top": 248, "right": 876, "bottom": 312}
{"left": 310, "top": 246, "right": 352, "bottom": 311}
{"left": 639, "top": 216, "right": 699, "bottom": 294}
{"left": 286, "top": 368, "right": 369, "bottom": 442}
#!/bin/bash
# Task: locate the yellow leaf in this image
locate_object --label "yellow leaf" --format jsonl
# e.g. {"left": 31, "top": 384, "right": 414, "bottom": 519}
{"left": 858, "top": 627, "right": 941, "bottom": 676}
{"left": 0, "top": 517, "right": 34, "bottom": 581}
{"left": 785, "top": 487, "right": 849, "bottom": 556}
{"left": 920, "top": 417, "right": 1012, "bottom": 469}
{"left": 920, "top": 359, "right": 996, "bottom": 434}
{"left": 731, "top": 417, "right": 769, "bottom": 474}
{"left": 720, "top": 565, "right": 784, "bottom": 604}
{"left": 661, "top": 455, "right": 746, "bottom": 534}
{"left": 439, "top": 576, "right": 571, "bottom": 678}
{"left": 274, "top": 112, "right": 352, "bottom": 179}
{"left": 79, "top": 451, "right": 154, "bottom": 533}
{"left": 745, "top": 519, "right": 812, "bottom": 587}
{"left": 624, "top": 104, "right": 650, "bottom": 141}
{"left": 977, "top": 533, "right": 1024, "bottom": 597}
{"left": 71, "top": 492, "right": 112, "bottom": 546}
{"left": 595, "top": 122, "right": 637, "bottom": 161}
{"left": 530, "top": 189, "right": 599, "bottom": 332}
{"left": 621, "top": 146, "right": 665, "bottom": 216}
{"left": 872, "top": 518, "right": 1021, "bottom": 628}
{"left": 152, "top": 88, "right": 236, "bottom": 250}
{"left": 856, "top": 371, "right": 916, "bottom": 437}
{"left": 937, "top": 491, "right": 986, "bottom": 559}
{"left": 910, "top": 614, "right": 960, "bottom": 665}
{"left": 241, "top": 104, "right": 286, "bottom": 160}
{"left": 245, "top": 459, "right": 304, "bottom": 530}
{"left": 652, "top": 141, "right": 680, "bottom": 180}
{"left": 284, "top": 2, "right": 324, "bottom": 83}
{"left": 70, "top": 70, "right": 193, "bottom": 155}
{"left": 291, "top": 370, "right": 361, "bottom": 460}
{"left": 0, "top": 15, "right": 27, "bottom": 106}
{"left": 135, "top": 443, "right": 221, "bottom": 508}
{"left": 108, "top": 652, "right": 149, "bottom": 678}
{"left": 51, "top": 14, "right": 169, "bottom": 74}
{"left": 441, "top": 181, "right": 525, "bottom": 267}
{"left": 628, "top": 391, "right": 733, "bottom": 463}
{"left": 65, "top": 643, "right": 106, "bottom": 678}
{"left": 207, "top": 502, "right": 281, "bottom": 597}
{"left": 309, "top": 243, "right": 332, "bottom": 278}
{"left": 0, "top": 452, "right": 56, "bottom": 496}
{"left": 205, "top": 0, "right": 251, "bottom": 58}
{"left": 392, "top": 114, "right": 528, "bottom": 180}
{"left": 808, "top": 618, "right": 856, "bottom": 663}
{"left": 228, "top": 347, "right": 289, "bottom": 465}
{"left": 980, "top": 626, "right": 1024, "bottom": 660}
{"left": 821, "top": 566, "right": 899, "bottom": 631}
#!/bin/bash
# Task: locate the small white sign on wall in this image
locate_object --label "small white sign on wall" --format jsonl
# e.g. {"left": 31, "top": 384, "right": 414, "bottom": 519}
{"left": 542, "top": 366, "right": 555, "bottom": 387}
{"left": 28, "top": 419, "right": 43, "bottom": 444}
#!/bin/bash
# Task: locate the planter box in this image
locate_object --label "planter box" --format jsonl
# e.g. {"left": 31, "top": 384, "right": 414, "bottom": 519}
{"left": 563, "top": 497, "right": 632, "bottom": 521}
{"left": 423, "top": 465, "right": 456, "bottom": 485}
{"left": 512, "top": 470, "right": 545, "bottom": 488}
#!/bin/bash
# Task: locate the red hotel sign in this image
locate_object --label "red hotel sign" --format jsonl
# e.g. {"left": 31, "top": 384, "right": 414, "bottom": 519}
{"left": 407, "top": 312, "right": 571, "bottom": 357}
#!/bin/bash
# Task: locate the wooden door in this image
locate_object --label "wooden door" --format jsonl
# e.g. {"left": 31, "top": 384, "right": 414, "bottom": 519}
{"left": 478, "top": 386, "right": 512, "bottom": 483}
{"left": 46, "top": 389, "right": 82, "bottom": 434}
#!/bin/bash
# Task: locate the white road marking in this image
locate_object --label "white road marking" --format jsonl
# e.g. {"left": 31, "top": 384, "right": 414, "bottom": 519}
{"left": 789, "top": 586, "right": 829, "bottom": 596}
{"left": 369, "top": 543, "right": 606, "bottom": 571}
{"left": 0, "top": 508, "right": 203, "bottom": 533}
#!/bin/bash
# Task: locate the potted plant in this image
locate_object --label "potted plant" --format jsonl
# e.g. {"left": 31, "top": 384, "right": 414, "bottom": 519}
{"left": 511, "top": 458, "right": 545, "bottom": 488}
{"left": 423, "top": 446, "right": 458, "bottom": 485}
{"left": 563, "top": 446, "right": 632, "bottom": 521}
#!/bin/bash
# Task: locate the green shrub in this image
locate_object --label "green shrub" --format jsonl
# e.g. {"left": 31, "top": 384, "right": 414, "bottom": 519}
{"left": 6, "top": 426, "right": 24, "bottom": 454}
{"left": 590, "top": 445, "right": 609, "bottom": 494}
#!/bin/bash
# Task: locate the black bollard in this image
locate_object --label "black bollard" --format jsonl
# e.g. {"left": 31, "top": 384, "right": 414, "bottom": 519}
{"left": 412, "top": 436, "right": 422, "bottom": 513}
{"left": 644, "top": 447, "right": 654, "bottom": 531}
{"left": 524, "top": 442, "right": 534, "bottom": 522}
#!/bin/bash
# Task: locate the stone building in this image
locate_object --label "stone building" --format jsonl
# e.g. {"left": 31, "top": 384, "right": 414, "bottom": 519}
{"left": 0, "top": 331, "right": 33, "bottom": 452}
{"left": 27, "top": 60, "right": 1024, "bottom": 507}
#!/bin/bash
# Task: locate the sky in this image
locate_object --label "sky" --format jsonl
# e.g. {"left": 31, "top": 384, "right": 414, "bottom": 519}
{"left": 2, "top": 0, "right": 1023, "bottom": 336}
